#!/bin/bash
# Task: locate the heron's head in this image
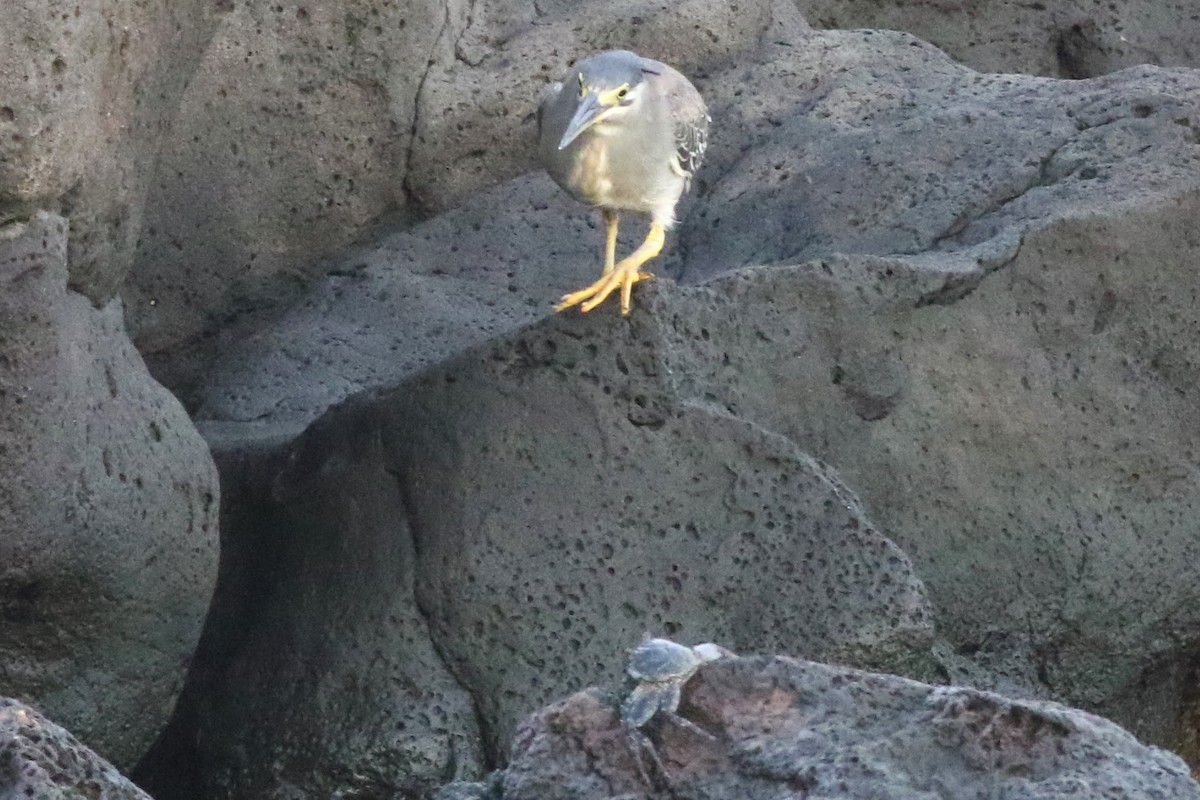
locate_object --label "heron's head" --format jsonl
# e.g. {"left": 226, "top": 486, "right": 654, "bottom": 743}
{"left": 557, "top": 50, "right": 657, "bottom": 150}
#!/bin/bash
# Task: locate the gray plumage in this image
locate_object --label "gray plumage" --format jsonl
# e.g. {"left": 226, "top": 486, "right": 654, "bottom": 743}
{"left": 538, "top": 51, "right": 709, "bottom": 315}
{"left": 538, "top": 50, "right": 709, "bottom": 229}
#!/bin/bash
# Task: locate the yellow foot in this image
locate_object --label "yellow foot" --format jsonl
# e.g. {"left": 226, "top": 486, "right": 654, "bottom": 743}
{"left": 555, "top": 268, "right": 654, "bottom": 316}
{"left": 557, "top": 220, "right": 666, "bottom": 316}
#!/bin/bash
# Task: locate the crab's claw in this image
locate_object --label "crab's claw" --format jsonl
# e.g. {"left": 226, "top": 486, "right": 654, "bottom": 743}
{"left": 621, "top": 682, "right": 680, "bottom": 729}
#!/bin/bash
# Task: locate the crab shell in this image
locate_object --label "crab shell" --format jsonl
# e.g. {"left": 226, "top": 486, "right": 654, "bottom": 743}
{"left": 626, "top": 638, "right": 728, "bottom": 682}
{"left": 620, "top": 638, "right": 732, "bottom": 728}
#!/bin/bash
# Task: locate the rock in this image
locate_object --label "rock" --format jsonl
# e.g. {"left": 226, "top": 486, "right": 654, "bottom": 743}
{"left": 124, "top": 0, "right": 446, "bottom": 366}
{"left": 370, "top": 311, "right": 934, "bottom": 755}
{"left": 186, "top": 173, "right": 598, "bottom": 431}
{"left": 0, "top": 212, "right": 220, "bottom": 768}
{"left": 500, "top": 655, "right": 1200, "bottom": 799}
{"left": 125, "top": 0, "right": 809, "bottom": 397}
{"left": 0, "top": 0, "right": 217, "bottom": 302}
{"left": 797, "top": 0, "right": 1200, "bottom": 77}
{"left": 638, "top": 49, "right": 1200, "bottom": 753}
{"left": 165, "top": 14, "right": 1200, "bottom": 794}
{"left": 682, "top": 36, "right": 1200, "bottom": 283}
{"left": 433, "top": 778, "right": 502, "bottom": 800}
{"left": 192, "top": 30, "right": 1200, "bottom": 430}
{"left": 134, "top": 429, "right": 488, "bottom": 800}
{"left": 137, "top": 311, "right": 931, "bottom": 797}
{"left": 0, "top": 698, "right": 154, "bottom": 799}
{"left": 669, "top": 193, "right": 1200, "bottom": 747}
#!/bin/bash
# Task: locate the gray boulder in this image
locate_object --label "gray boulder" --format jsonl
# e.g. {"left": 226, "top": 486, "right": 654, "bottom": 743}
{"left": 667, "top": 192, "right": 1200, "bottom": 747}
{"left": 161, "top": 14, "right": 1200, "bottom": 796}
{"left": 0, "top": 213, "right": 220, "bottom": 768}
{"left": 797, "top": 0, "right": 1200, "bottom": 77}
{"left": 500, "top": 655, "right": 1200, "bottom": 799}
{"left": 193, "top": 30, "right": 1200, "bottom": 431}
{"left": 0, "top": 0, "right": 217, "bottom": 302}
{"left": 151, "top": 314, "right": 931, "bottom": 798}
{"left": 0, "top": 697, "right": 154, "bottom": 800}
{"left": 124, "top": 0, "right": 446, "bottom": 370}
{"left": 133, "top": 431, "right": 488, "bottom": 800}
{"left": 188, "top": 175, "right": 599, "bottom": 437}
{"left": 124, "top": 0, "right": 807, "bottom": 397}
{"left": 371, "top": 312, "right": 934, "bottom": 752}
{"left": 682, "top": 36, "right": 1200, "bottom": 283}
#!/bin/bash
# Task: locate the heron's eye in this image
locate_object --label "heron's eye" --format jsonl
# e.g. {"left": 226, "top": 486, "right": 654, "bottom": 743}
{"left": 616, "top": 87, "right": 629, "bottom": 100}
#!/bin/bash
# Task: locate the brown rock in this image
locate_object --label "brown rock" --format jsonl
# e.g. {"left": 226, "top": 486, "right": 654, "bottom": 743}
{"left": 501, "top": 656, "right": 1200, "bottom": 799}
{"left": 0, "top": 698, "right": 154, "bottom": 800}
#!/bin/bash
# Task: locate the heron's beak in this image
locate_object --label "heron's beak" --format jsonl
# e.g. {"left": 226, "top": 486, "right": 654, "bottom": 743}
{"left": 558, "top": 92, "right": 607, "bottom": 149}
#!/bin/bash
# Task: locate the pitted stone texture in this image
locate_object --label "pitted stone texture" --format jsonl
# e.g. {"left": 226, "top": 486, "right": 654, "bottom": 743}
{"left": 193, "top": 29, "right": 1200, "bottom": 435}
{"left": 128, "top": 0, "right": 808, "bottom": 395}
{"left": 652, "top": 191, "right": 1200, "bottom": 747}
{"left": 124, "top": 0, "right": 445, "bottom": 362}
{"left": 134, "top": 429, "right": 485, "bottom": 800}
{"left": 176, "top": 15, "right": 1200, "bottom": 783}
{"left": 435, "top": 782, "right": 500, "bottom": 800}
{"left": 407, "top": 0, "right": 805, "bottom": 213}
{"left": 682, "top": 32, "right": 1200, "bottom": 282}
{"left": 797, "top": 0, "right": 1200, "bottom": 78}
{"left": 161, "top": 310, "right": 933, "bottom": 794}
{"left": 501, "top": 656, "right": 1200, "bottom": 799}
{"left": 0, "top": 213, "right": 219, "bottom": 769}
{"left": 0, "top": 698, "right": 153, "bottom": 800}
{"left": 186, "top": 175, "right": 598, "bottom": 431}
{"left": 378, "top": 312, "right": 932, "bottom": 755}
{"left": 0, "top": 0, "right": 216, "bottom": 302}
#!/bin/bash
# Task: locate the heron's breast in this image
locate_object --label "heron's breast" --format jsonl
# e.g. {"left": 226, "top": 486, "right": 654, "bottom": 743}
{"left": 564, "top": 135, "right": 683, "bottom": 216}
{"left": 566, "top": 138, "right": 616, "bottom": 205}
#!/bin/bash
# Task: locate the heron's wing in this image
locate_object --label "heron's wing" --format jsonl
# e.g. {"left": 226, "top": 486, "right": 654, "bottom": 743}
{"left": 665, "top": 78, "right": 710, "bottom": 190}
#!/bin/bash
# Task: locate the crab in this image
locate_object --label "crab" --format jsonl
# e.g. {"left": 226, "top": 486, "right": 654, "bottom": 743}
{"left": 618, "top": 636, "right": 734, "bottom": 786}
{"left": 620, "top": 637, "right": 732, "bottom": 728}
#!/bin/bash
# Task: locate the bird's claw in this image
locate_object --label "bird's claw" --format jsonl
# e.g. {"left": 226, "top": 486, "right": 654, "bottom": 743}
{"left": 555, "top": 269, "right": 653, "bottom": 315}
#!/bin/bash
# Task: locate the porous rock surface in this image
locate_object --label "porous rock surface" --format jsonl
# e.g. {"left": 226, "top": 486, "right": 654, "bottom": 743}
{"left": 189, "top": 175, "right": 600, "bottom": 439}
{"left": 497, "top": 655, "right": 1200, "bottom": 799}
{"left": 374, "top": 313, "right": 933, "bottom": 750}
{"left": 671, "top": 192, "right": 1200, "bottom": 745}
{"left": 0, "top": 698, "right": 153, "bottom": 800}
{"left": 126, "top": 0, "right": 806, "bottom": 396}
{"left": 157, "top": 16, "right": 1200, "bottom": 797}
{"left": 797, "top": 0, "right": 1200, "bottom": 78}
{"left": 0, "top": 213, "right": 220, "bottom": 769}
{"left": 134, "top": 432, "right": 489, "bottom": 800}
{"left": 0, "top": 0, "right": 217, "bottom": 303}
{"left": 143, "top": 312, "right": 932, "bottom": 799}
{"left": 124, "top": 0, "right": 445, "bottom": 370}
{"left": 193, "top": 28, "right": 1200, "bottom": 435}
{"left": 682, "top": 36, "right": 1200, "bottom": 283}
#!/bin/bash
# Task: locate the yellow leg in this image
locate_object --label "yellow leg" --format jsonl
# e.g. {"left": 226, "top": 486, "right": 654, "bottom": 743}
{"left": 556, "top": 223, "right": 664, "bottom": 316}
{"left": 602, "top": 210, "right": 619, "bottom": 276}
